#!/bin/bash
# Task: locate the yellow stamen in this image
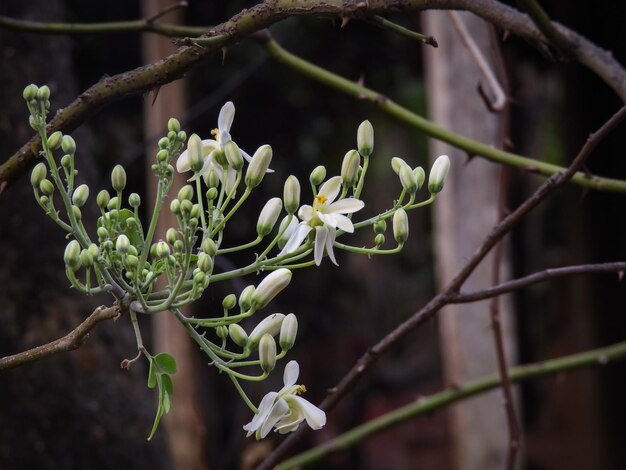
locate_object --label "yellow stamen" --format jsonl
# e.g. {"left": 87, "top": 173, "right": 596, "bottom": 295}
{"left": 315, "top": 194, "right": 328, "bottom": 205}
{"left": 296, "top": 384, "right": 307, "bottom": 395}
{"left": 210, "top": 128, "right": 219, "bottom": 137}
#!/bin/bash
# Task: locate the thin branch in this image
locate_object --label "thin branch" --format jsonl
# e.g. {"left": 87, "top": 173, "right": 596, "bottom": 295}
{"left": 452, "top": 262, "right": 626, "bottom": 303}
{"left": 516, "top": 0, "right": 571, "bottom": 59}
{"left": 275, "top": 339, "right": 626, "bottom": 469}
{"left": 2, "top": 0, "right": 626, "bottom": 190}
{"left": 368, "top": 15, "right": 438, "bottom": 47}
{"left": 0, "top": 304, "right": 122, "bottom": 371}
{"left": 257, "top": 103, "right": 626, "bottom": 470}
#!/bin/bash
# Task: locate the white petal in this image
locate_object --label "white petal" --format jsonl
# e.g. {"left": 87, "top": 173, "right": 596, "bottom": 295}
{"left": 200, "top": 139, "right": 219, "bottom": 156}
{"left": 243, "top": 392, "right": 278, "bottom": 436}
{"left": 298, "top": 205, "right": 314, "bottom": 222}
{"left": 199, "top": 149, "right": 218, "bottom": 176}
{"left": 224, "top": 168, "right": 238, "bottom": 194}
{"left": 176, "top": 150, "right": 190, "bottom": 173}
{"left": 279, "top": 224, "right": 312, "bottom": 256}
{"left": 290, "top": 396, "right": 326, "bottom": 430}
{"left": 258, "top": 398, "right": 289, "bottom": 439}
{"left": 330, "top": 213, "right": 354, "bottom": 233}
{"left": 274, "top": 408, "right": 304, "bottom": 434}
{"left": 283, "top": 360, "right": 300, "bottom": 388}
{"left": 314, "top": 225, "right": 328, "bottom": 266}
{"left": 326, "top": 198, "right": 364, "bottom": 215}
{"left": 325, "top": 225, "right": 338, "bottom": 265}
{"left": 317, "top": 176, "right": 342, "bottom": 204}
{"left": 241, "top": 148, "right": 253, "bottom": 162}
{"left": 218, "top": 101, "right": 235, "bottom": 133}
{"left": 317, "top": 212, "right": 337, "bottom": 229}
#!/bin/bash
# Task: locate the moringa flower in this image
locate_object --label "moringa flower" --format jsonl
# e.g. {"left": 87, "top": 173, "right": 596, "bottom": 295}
{"left": 279, "top": 176, "right": 364, "bottom": 265}
{"left": 243, "top": 360, "right": 326, "bottom": 439}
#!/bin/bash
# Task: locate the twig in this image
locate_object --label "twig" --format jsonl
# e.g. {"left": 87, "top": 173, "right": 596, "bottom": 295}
{"left": 275, "top": 339, "right": 626, "bottom": 469}
{"left": 516, "top": 0, "right": 571, "bottom": 59}
{"left": 257, "top": 103, "right": 626, "bottom": 470}
{"left": 368, "top": 15, "right": 438, "bottom": 47}
{"left": 0, "top": 304, "right": 122, "bottom": 371}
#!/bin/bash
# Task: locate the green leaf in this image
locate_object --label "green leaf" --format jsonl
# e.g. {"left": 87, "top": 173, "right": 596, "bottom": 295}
{"left": 152, "top": 259, "right": 167, "bottom": 276}
{"left": 162, "top": 373, "right": 174, "bottom": 397}
{"left": 118, "top": 208, "right": 144, "bottom": 250}
{"left": 154, "top": 352, "right": 177, "bottom": 374}
{"left": 147, "top": 358, "right": 157, "bottom": 389}
{"left": 147, "top": 376, "right": 164, "bottom": 441}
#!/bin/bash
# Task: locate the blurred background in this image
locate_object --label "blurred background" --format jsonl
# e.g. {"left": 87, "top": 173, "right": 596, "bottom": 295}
{"left": 0, "top": 1, "right": 625, "bottom": 469}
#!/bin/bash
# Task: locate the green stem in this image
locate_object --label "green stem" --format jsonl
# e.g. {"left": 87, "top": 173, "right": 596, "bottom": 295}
{"left": 195, "top": 177, "right": 207, "bottom": 231}
{"left": 333, "top": 241, "right": 403, "bottom": 255}
{"left": 210, "top": 186, "right": 251, "bottom": 237}
{"left": 369, "top": 15, "right": 438, "bottom": 47}
{"left": 229, "top": 375, "right": 258, "bottom": 413}
{"left": 218, "top": 236, "right": 263, "bottom": 254}
{"left": 276, "top": 340, "right": 626, "bottom": 469}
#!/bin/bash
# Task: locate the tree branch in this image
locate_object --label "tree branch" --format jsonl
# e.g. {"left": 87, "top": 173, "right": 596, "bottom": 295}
{"left": 0, "top": 303, "right": 122, "bottom": 371}
{"left": 275, "top": 339, "right": 626, "bottom": 469}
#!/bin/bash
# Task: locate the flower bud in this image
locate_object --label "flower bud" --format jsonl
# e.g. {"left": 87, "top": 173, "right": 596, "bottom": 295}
{"left": 193, "top": 271, "right": 206, "bottom": 284}
{"left": 245, "top": 145, "right": 272, "bottom": 188}
{"left": 29, "top": 115, "right": 37, "bottom": 130}
{"left": 156, "top": 241, "right": 170, "bottom": 258}
{"left": 170, "top": 199, "right": 181, "bottom": 215}
{"left": 61, "top": 135, "right": 76, "bottom": 154}
{"left": 197, "top": 252, "right": 213, "bottom": 273}
{"left": 111, "top": 165, "right": 127, "bottom": 192}
{"left": 158, "top": 137, "right": 169, "bottom": 149}
{"left": 36, "top": 85, "right": 50, "bottom": 101}
{"left": 96, "top": 190, "right": 110, "bottom": 210}
{"left": 23, "top": 84, "right": 38, "bottom": 101}
{"left": 64, "top": 240, "right": 81, "bottom": 271}
{"left": 216, "top": 325, "right": 228, "bottom": 339}
{"left": 239, "top": 285, "right": 256, "bottom": 311}
{"left": 173, "top": 240, "right": 184, "bottom": 252}
{"left": 128, "top": 245, "right": 138, "bottom": 257}
{"left": 187, "top": 134, "right": 204, "bottom": 173}
{"left": 190, "top": 204, "right": 201, "bottom": 219}
{"left": 72, "top": 184, "right": 90, "bottom": 207}
{"left": 116, "top": 234, "right": 131, "bottom": 254}
{"left": 251, "top": 268, "right": 292, "bottom": 310}
{"left": 156, "top": 149, "right": 168, "bottom": 162}
{"left": 166, "top": 228, "right": 178, "bottom": 245}
{"left": 39, "top": 179, "right": 55, "bottom": 196}
{"left": 213, "top": 148, "right": 228, "bottom": 168}
{"left": 413, "top": 166, "right": 426, "bottom": 191}
{"left": 150, "top": 243, "right": 158, "bottom": 258}
{"left": 229, "top": 324, "right": 249, "bottom": 348}
{"left": 248, "top": 313, "right": 286, "bottom": 350}
{"left": 204, "top": 169, "right": 220, "bottom": 189}
{"left": 393, "top": 208, "right": 409, "bottom": 244}
{"left": 60, "top": 154, "right": 72, "bottom": 169}
{"left": 257, "top": 197, "right": 282, "bottom": 237}
{"left": 373, "top": 219, "right": 387, "bottom": 234}
{"left": 168, "top": 118, "right": 181, "bottom": 133}
{"left": 88, "top": 243, "right": 99, "bottom": 258}
{"left": 177, "top": 130, "right": 187, "bottom": 142}
{"left": 399, "top": 164, "right": 418, "bottom": 193}
{"left": 224, "top": 140, "right": 244, "bottom": 170}
{"left": 72, "top": 205, "right": 82, "bottom": 220}
{"left": 126, "top": 254, "right": 139, "bottom": 269}
{"left": 46, "top": 131, "right": 63, "bottom": 151}
{"left": 97, "top": 227, "right": 109, "bottom": 242}
{"left": 177, "top": 185, "right": 194, "bottom": 201}
{"left": 259, "top": 334, "right": 277, "bottom": 373}
{"left": 309, "top": 165, "right": 326, "bottom": 186}
{"left": 31, "top": 163, "right": 47, "bottom": 188}
{"left": 107, "top": 197, "right": 118, "bottom": 211}
{"left": 283, "top": 175, "right": 300, "bottom": 215}
{"left": 375, "top": 233, "right": 385, "bottom": 246}
{"left": 391, "top": 157, "right": 409, "bottom": 175}
{"left": 341, "top": 150, "right": 360, "bottom": 188}
{"left": 222, "top": 294, "right": 237, "bottom": 310}
{"left": 39, "top": 195, "right": 49, "bottom": 206}
{"left": 206, "top": 187, "right": 218, "bottom": 200}
{"left": 201, "top": 238, "right": 217, "bottom": 256}
{"left": 428, "top": 155, "right": 450, "bottom": 194}
{"left": 357, "top": 120, "right": 374, "bottom": 157}
{"left": 279, "top": 313, "right": 298, "bottom": 351}
{"left": 127, "top": 193, "right": 140, "bottom": 208}
{"left": 181, "top": 199, "right": 193, "bottom": 214}
{"left": 277, "top": 216, "right": 298, "bottom": 250}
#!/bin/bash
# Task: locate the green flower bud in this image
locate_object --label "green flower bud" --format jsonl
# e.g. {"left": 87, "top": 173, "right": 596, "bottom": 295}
{"left": 28, "top": 115, "right": 38, "bottom": 131}
{"left": 224, "top": 140, "right": 244, "bottom": 170}
{"left": 170, "top": 199, "right": 181, "bottom": 215}
{"left": 259, "top": 334, "right": 277, "bottom": 373}
{"left": 23, "top": 84, "right": 39, "bottom": 101}
{"left": 128, "top": 245, "right": 138, "bottom": 257}
{"left": 205, "top": 187, "right": 218, "bottom": 200}
{"left": 201, "top": 238, "right": 217, "bottom": 256}
{"left": 194, "top": 271, "right": 206, "bottom": 284}
{"left": 126, "top": 254, "right": 139, "bottom": 269}
{"left": 107, "top": 197, "right": 118, "bottom": 211}
{"left": 251, "top": 268, "right": 292, "bottom": 310}
{"left": 213, "top": 149, "right": 228, "bottom": 168}
{"left": 173, "top": 240, "right": 184, "bottom": 252}
{"left": 216, "top": 325, "right": 228, "bottom": 339}
{"left": 168, "top": 118, "right": 181, "bottom": 133}
{"left": 239, "top": 285, "right": 256, "bottom": 311}
{"left": 245, "top": 145, "right": 272, "bottom": 188}
{"left": 428, "top": 155, "right": 451, "bottom": 194}
{"left": 178, "top": 185, "right": 194, "bottom": 201}
{"left": 279, "top": 313, "right": 298, "bottom": 351}
{"left": 357, "top": 120, "right": 374, "bottom": 157}
{"left": 190, "top": 204, "right": 201, "bottom": 219}
{"left": 187, "top": 133, "right": 204, "bottom": 173}
{"left": 413, "top": 166, "right": 426, "bottom": 191}
{"left": 375, "top": 233, "right": 385, "bottom": 246}
{"left": 97, "top": 227, "right": 109, "bottom": 242}
{"left": 116, "top": 234, "right": 130, "bottom": 254}
{"left": 248, "top": 314, "right": 286, "bottom": 350}
{"left": 72, "top": 205, "right": 82, "bottom": 220}
{"left": 111, "top": 165, "right": 127, "bottom": 192}
{"left": 156, "top": 149, "right": 168, "bottom": 162}
{"left": 222, "top": 294, "right": 237, "bottom": 310}
{"left": 39, "top": 195, "right": 49, "bottom": 206}
{"left": 283, "top": 175, "right": 301, "bottom": 215}
{"left": 96, "top": 190, "right": 110, "bottom": 209}
{"left": 177, "top": 130, "right": 187, "bottom": 142}
{"left": 39, "top": 179, "right": 55, "bottom": 196}
{"left": 167, "top": 131, "right": 177, "bottom": 141}
{"left": 341, "top": 150, "right": 360, "bottom": 188}
{"left": 156, "top": 241, "right": 170, "bottom": 258}
{"left": 61, "top": 135, "right": 76, "bottom": 154}
{"left": 181, "top": 199, "right": 193, "bottom": 214}
{"left": 257, "top": 197, "right": 283, "bottom": 237}
{"left": 88, "top": 243, "right": 99, "bottom": 258}
{"left": 166, "top": 228, "right": 178, "bottom": 244}
{"left": 72, "top": 184, "right": 90, "bottom": 207}
{"left": 204, "top": 168, "right": 220, "bottom": 189}
{"left": 31, "top": 163, "right": 47, "bottom": 188}
{"left": 79, "top": 249, "right": 93, "bottom": 268}
{"left": 150, "top": 243, "right": 158, "bottom": 258}
{"left": 374, "top": 219, "right": 387, "bottom": 234}
{"left": 46, "top": 131, "right": 63, "bottom": 150}
{"left": 393, "top": 208, "right": 409, "bottom": 244}
{"left": 391, "top": 157, "right": 409, "bottom": 175}
{"left": 399, "top": 164, "right": 418, "bottom": 193}
{"left": 228, "top": 324, "right": 249, "bottom": 348}
{"left": 197, "top": 252, "right": 213, "bottom": 273}
{"left": 158, "top": 137, "right": 169, "bottom": 149}
{"left": 309, "top": 165, "right": 326, "bottom": 186}
{"left": 128, "top": 193, "right": 141, "bottom": 208}
{"left": 64, "top": 240, "right": 81, "bottom": 271}
{"left": 36, "top": 85, "right": 50, "bottom": 101}
{"left": 60, "top": 154, "right": 72, "bottom": 169}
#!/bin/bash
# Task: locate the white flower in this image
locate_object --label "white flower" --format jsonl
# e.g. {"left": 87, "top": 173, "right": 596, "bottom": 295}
{"left": 279, "top": 176, "right": 364, "bottom": 265}
{"left": 243, "top": 361, "right": 326, "bottom": 440}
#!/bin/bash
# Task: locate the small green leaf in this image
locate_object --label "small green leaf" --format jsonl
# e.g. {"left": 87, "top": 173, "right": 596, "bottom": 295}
{"left": 154, "top": 352, "right": 177, "bottom": 374}
{"left": 162, "top": 373, "right": 174, "bottom": 397}
{"left": 147, "top": 358, "right": 157, "bottom": 389}
{"left": 162, "top": 389, "right": 171, "bottom": 414}
{"left": 118, "top": 208, "right": 144, "bottom": 249}
{"left": 153, "top": 259, "right": 167, "bottom": 276}
{"left": 147, "top": 376, "right": 164, "bottom": 441}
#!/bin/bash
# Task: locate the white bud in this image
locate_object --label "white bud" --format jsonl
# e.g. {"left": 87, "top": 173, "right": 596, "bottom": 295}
{"left": 248, "top": 313, "right": 286, "bottom": 350}
{"left": 72, "top": 184, "right": 90, "bottom": 207}
{"left": 228, "top": 323, "right": 249, "bottom": 347}
{"left": 393, "top": 208, "right": 409, "bottom": 244}
{"left": 391, "top": 157, "right": 409, "bottom": 175}
{"left": 279, "top": 313, "right": 298, "bottom": 351}
{"left": 245, "top": 145, "right": 273, "bottom": 188}
{"left": 257, "top": 197, "right": 283, "bottom": 237}
{"left": 187, "top": 134, "right": 204, "bottom": 173}
{"left": 111, "top": 165, "right": 127, "bottom": 192}
{"left": 64, "top": 240, "right": 81, "bottom": 271}
{"left": 341, "top": 150, "right": 360, "bottom": 188}
{"left": 116, "top": 234, "right": 130, "bottom": 254}
{"left": 399, "top": 165, "right": 418, "bottom": 193}
{"left": 283, "top": 175, "right": 301, "bottom": 215}
{"left": 428, "top": 155, "right": 451, "bottom": 194}
{"left": 259, "top": 334, "right": 277, "bottom": 373}
{"left": 357, "top": 120, "right": 374, "bottom": 157}
{"left": 224, "top": 140, "right": 244, "bottom": 170}
{"left": 251, "top": 268, "right": 292, "bottom": 310}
